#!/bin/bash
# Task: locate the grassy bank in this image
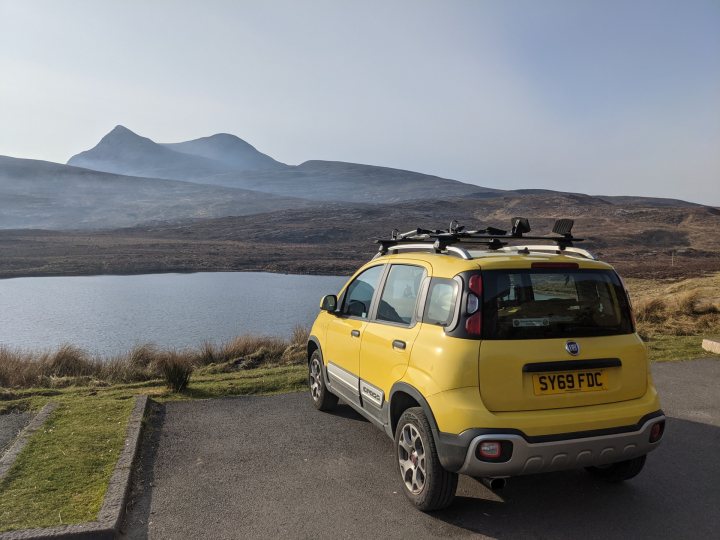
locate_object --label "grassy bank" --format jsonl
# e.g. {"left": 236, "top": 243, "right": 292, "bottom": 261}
{"left": 0, "top": 328, "right": 309, "bottom": 532}
{"left": 0, "top": 326, "right": 308, "bottom": 391}
{"left": 0, "top": 364, "right": 306, "bottom": 532}
{"left": 628, "top": 273, "right": 720, "bottom": 361}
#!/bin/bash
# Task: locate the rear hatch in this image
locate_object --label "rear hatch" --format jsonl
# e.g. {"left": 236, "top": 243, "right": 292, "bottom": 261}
{"left": 478, "top": 267, "right": 646, "bottom": 412}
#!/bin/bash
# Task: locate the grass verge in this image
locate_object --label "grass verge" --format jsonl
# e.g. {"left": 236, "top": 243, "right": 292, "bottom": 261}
{"left": 0, "top": 364, "right": 305, "bottom": 533}
{"left": 644, "top": 335, "right": 719, "bottom": 363}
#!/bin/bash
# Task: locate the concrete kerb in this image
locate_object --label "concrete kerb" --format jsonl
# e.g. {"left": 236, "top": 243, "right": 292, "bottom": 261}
{"left": 0, "top": 395, "right": 150, "bottom": 540}
{"left": 701, "top": 337, "right": 720, "bottom": 355}
{"left": 0, "top": 402, "right": 57, "bottom": 481}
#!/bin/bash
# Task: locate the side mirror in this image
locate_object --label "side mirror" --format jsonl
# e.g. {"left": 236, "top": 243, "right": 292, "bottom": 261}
{"left": 320, "top": 294, "right": 338, "bottom": 312}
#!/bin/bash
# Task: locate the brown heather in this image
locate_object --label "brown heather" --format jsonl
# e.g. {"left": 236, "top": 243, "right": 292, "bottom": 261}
{"left": 0, "top": 325, "right": 309, "bottom": 390}
{"left": 628, "top": 273, "right": 720, "bottom": 338}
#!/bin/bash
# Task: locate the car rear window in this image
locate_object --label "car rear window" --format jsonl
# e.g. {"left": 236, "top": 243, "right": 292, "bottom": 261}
{"left": 482, "top": 269, "right": 633, "bottom": 339}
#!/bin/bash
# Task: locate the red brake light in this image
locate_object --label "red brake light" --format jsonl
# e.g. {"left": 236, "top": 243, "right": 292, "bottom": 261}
{"left": 649, "top": 421, "right": 665, "bottom": 443}
{"left": 469, "top": 274, "right": 483, "bottom": 295}
{"left": 478, "top": 441, "right": 501, "bottom": 459}
{"left": 465, "top": 312, "right": 482, "bottom": 335}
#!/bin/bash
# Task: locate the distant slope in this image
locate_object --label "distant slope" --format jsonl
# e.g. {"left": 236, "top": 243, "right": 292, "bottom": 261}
{"left": 162, "top": 133, "right": 285, "bottom": 171}
{"left": 2, "top": 192, "right": 717, "bottom": 279}
{"left": 0, "top": 155, "right": 311, "bottom": 229}
{"left": 194, "top": 160, "right": 500, "bottom": 202}
{"left": 68, "top": 126, "right": 701, "bottom": 208}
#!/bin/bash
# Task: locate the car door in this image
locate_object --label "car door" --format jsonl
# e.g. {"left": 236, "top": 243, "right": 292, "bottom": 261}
{"left": 324, "top": 264, "right": 386, "bottom": 405}
{"left": 359, "top": 262, "right": 429, "bottom": 421}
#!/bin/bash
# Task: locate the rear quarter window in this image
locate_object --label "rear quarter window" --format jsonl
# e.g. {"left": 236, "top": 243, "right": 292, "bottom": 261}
{"left": 423, "top": 279, "right": 459, "bottom": 326}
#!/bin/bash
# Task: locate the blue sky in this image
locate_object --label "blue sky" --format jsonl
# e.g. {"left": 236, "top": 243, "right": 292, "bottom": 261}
{"left": 0, "top": 0, "right": 718, "bottom": 204}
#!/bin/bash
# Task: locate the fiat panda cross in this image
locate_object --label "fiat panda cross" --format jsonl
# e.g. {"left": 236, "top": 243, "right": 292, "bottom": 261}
{"left": 307, "top": 219, "right": 664, "bottom": 511}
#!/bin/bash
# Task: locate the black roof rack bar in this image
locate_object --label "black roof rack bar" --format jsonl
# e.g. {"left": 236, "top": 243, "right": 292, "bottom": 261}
{"left": 376, "top": 218, "right": 583, "bottom": 255}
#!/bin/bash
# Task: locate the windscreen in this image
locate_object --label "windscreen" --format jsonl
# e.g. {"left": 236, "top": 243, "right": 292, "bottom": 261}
{"left": 482, "top": 269, "right": 634, "bottom": 339}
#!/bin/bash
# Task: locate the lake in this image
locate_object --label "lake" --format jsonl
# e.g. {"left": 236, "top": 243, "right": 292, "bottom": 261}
{"left": 0, "top": 272, "right": 348, "bottom": 357}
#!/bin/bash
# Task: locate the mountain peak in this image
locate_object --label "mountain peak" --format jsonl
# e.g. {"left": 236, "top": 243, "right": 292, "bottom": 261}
{"left": 110, "top": 124, "right": 134, "bottom": 135}
{"left": 99, "top": 125, "right": 150, "bottom": 145}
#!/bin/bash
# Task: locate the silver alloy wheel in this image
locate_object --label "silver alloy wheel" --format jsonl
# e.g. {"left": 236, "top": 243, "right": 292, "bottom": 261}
{"left": 398, "top": 423, "right": 427, "bottom": 494}
{"left": 309, "top": 357, "right": 322, "bottom": 401}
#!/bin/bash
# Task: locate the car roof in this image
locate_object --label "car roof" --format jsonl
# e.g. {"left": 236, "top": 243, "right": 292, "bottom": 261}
{"left": 367, "top": 249, "right": 613, "bottom": 279}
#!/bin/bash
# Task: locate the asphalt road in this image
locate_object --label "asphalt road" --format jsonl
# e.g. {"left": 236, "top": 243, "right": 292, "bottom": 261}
{"left": 122, "top": 360, "right": 720, "bottom": 539}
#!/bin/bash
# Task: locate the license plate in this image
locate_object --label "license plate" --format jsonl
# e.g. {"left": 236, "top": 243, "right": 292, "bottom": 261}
{"left": 532, "top": 370, "right": 607, "bottom": 395}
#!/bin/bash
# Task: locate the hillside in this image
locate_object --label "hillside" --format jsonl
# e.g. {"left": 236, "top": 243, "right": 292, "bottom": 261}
{"left": 67, "top": 126, "right": 499, "bottom": 202}
{"left": 0, "top": 125, "right": 708, "bottom": 232}
{"left": 201, "top": 160, "right": 498, "bottom": 201}
{"left": 0, "top": 155, "right": 312, "bottom": 229}
{"left": 1, "top": 193, "right": 717, "bottom": 279}
{"left": 162, "top": 133, "right": 285, "bottom": 171}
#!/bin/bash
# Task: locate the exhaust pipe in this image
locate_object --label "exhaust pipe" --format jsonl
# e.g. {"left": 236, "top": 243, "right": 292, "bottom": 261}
{"left": 480, "top": 477, "right": 506, "bottom": 491}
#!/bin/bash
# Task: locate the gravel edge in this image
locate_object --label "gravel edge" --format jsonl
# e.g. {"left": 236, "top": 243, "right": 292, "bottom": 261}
{"left": 0, "top": 403, "right": 58, "bottom": 482}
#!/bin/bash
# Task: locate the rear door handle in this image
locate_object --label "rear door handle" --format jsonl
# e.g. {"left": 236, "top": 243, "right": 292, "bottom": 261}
{"left": 351, "top": 329, "right": 361, "bottom": 338}
{"left": 392, "top": 340, "right": 406, "bottom": 350}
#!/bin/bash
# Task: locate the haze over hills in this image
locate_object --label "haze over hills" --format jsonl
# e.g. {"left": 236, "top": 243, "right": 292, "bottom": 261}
{"left": 0, "top": 155, "right": 311, "bottom": 229}
{"left": 0, "top": 124, "right": 711, "bottom": 230}
{"left": 67, "top": 125, "right": 498, "bottom": 201}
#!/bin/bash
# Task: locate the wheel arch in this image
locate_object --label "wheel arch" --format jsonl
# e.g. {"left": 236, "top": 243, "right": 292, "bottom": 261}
{"left": 307, "top": 335, "right": 321, "bottom": 363}
{"left": 389, "top": 382, "right": 440, "bottom": 438}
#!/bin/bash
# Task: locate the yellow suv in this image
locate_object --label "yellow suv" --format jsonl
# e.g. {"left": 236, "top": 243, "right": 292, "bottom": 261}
{"left": 307, "top": 219, "right": 665, "bottom": 511}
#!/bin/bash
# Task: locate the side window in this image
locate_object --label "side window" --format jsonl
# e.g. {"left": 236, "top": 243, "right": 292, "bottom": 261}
{"left": 376, "top": 265, "right": 426, "bottom": 325}
{"left": 424, "top": 279, "right": 459, "bottom": 326}
{"left": 342, "top": 265, "right": 384, "bottom": 318}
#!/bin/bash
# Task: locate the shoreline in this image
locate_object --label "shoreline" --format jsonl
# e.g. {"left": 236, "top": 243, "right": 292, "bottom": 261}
{"left": 1, "top": 261, "right": 718, "bottom": 281}
{"left": 0, "top": 268, "right": 348, "bottom": 281}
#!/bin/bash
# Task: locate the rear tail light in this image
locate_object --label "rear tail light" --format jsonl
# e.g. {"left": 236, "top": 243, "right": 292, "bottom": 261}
{"left": 465, "top": 274, "right": 483, "bottom": 335}
{"left": 478, "top": 441, "right": 501, "bottom": 459}
{"left": 649, "top": 421, "right": 665, "bottom": 443}
{"left": 467, "top": 293, "right": 480, "bottom": 314}
{"left": 465, "top": 312, "right": 482, "bottom": 335}
{"left": 476, "top": 440, "right": 513, "bottom": 462}
{"left": 469, "top": 274, "right": 483, "bottom": 295}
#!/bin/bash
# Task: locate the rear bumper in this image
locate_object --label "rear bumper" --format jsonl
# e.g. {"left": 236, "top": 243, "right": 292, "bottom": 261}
{"left": 437, "top": 411, "right": 665, "bottom": 477}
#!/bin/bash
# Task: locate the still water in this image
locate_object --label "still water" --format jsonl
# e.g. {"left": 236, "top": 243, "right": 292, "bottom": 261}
{"left": 0, "top": 272, "right": 347, "bottom": 356}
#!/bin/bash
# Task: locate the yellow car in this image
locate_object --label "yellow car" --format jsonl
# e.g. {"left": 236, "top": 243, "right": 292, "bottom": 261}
{"left": 307, "top": 219, "right": 665, "bottom": 511}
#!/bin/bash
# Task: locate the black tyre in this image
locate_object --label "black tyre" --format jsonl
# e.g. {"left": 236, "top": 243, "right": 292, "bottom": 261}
{"left": 585, "top": 455, "right": 647, "bottom": 482}
{"left": 395, "top": 407, "right": 458, "bottom": 511}
{"left": 308, "top": 350, "right": 338, "bottom": 411}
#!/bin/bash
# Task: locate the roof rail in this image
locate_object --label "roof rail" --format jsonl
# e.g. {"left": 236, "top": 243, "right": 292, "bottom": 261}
{"left": 376, "top": 218, "right": 584, "bottom": 256}
{"left": 372, "top": 243, "right": 472, "bottom": 260}
{"left": 488, "top": 245, "right": 596, "bottom": 260}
